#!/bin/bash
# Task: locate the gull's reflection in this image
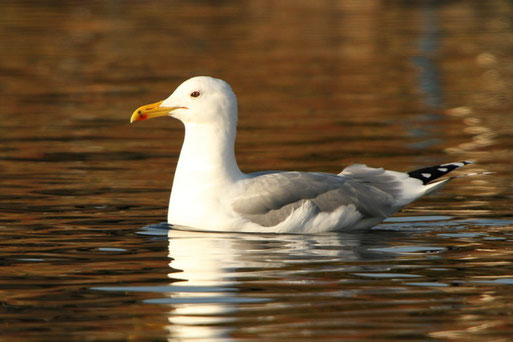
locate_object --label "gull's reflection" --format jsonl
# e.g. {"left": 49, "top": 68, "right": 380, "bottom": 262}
{"left": 162, "top": 226, "right": 399, "bottom": 341}
{"left": 164, "top": 230, "right": 247, "bottom": 341}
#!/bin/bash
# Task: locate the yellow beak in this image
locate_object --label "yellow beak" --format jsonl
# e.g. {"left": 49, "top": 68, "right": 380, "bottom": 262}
{"left": 130, "top": 100, "right": 185, "bottom": 123}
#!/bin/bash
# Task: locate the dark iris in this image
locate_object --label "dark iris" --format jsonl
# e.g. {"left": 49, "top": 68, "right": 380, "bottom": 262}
{"left": 191, "top": 91, "right": 200, "bottom": 98}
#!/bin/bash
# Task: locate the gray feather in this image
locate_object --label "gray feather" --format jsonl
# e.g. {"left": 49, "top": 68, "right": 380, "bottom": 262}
{"left": 232, "top": 165, "right": 405, "bottom": 227}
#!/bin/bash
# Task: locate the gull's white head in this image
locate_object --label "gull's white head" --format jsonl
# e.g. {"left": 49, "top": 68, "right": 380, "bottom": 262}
{"left": 130, "top": 76, "right": 237, "bottom": 126}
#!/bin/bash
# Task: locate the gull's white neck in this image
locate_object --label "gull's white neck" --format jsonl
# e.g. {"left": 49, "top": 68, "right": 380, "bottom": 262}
{"left": 168, "top": 120, "right": 244, "bottom": 224}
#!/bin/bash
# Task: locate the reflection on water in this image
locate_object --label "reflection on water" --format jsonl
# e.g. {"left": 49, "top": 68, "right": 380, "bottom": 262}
{"left": 1, "top": 0, "right": 513, "bottom": 341}
{"left": 3, "top": 217, "right": 513, "bottom": 340}
{"left": 161, "top": 228, "right": 399, "bottom": 340}
{"left": 98, "top": 219, "right": 513, "bottom": 341}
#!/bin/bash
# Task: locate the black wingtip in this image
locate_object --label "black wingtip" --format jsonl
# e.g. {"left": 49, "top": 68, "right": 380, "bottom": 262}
{"left": 407, "top": 160, "right": 473, "bottom": 185}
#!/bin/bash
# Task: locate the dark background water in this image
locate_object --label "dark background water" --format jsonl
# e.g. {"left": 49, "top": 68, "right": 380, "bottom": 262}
{"left": 1, "top": 1, "right": 513, "bottom": 341}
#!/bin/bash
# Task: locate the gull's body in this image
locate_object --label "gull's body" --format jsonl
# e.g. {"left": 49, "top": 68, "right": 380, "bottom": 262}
{"left": 131, "top": 76, "right": 476, "bottom": 233}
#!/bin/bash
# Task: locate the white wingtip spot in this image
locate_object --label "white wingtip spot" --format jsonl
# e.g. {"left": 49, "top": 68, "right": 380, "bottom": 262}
{"left": 438, "top": 168, "right": 448, "bottom": 172}
{"left": 440, "top": 162, "right": 459, "bottom": 167}
{"left": 440, "top": 161, "right": 473, "bottom": 168}
{"left": 421, "top": 173, "right": 431, "bottom": 178}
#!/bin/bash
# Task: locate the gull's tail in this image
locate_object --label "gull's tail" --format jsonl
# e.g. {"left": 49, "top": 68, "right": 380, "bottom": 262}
{"left": 407, "top": 160, "right": 493, "bottom": 197}
{"left": 407, "top": 160, "right": 474, "bottom": 185}
{"left": 339, "top": 160, "right": 489, "bottom": 217}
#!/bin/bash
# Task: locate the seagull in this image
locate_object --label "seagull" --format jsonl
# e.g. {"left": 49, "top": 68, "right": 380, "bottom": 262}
{"left": 130, "top": 76, "right": 479, "bottom": 233}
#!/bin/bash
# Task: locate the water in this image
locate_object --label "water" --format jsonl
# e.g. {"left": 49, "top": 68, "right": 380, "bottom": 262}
{"left": 1, "top": 1, "right": 513, "bottom": 341}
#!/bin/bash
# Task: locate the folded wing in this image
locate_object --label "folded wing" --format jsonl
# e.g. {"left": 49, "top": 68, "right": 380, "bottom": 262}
{"left": 232, "top": 166, "right": 407, "bottom": 228}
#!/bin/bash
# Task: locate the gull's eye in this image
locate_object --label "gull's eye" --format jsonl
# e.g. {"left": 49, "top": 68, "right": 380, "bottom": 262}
{"left": 190, "top": 91, "right": 201, "bottom": 98}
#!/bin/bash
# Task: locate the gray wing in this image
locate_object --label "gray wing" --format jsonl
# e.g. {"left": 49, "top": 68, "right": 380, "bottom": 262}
{"left": 232, "top": 167, "right": 403, "bottom": 227}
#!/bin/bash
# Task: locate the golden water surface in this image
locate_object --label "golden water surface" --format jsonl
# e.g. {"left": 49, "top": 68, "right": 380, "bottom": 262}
{"left": 1, "top": 1, "right": 513, "bottom": 341}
